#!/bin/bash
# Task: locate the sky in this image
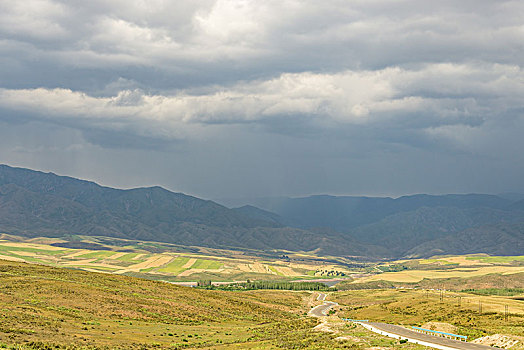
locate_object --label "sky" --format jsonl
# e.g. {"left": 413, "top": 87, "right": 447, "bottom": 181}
{"left": 1, "top": 0, "right": 524, "bottom": 200}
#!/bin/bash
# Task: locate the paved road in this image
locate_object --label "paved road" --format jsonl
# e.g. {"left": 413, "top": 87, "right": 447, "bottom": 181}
{"left": 308, "top": 294, "right": 497, "bottom": 349}
{"left": 309, "top": 293, "right": 338, "bottom": 317}
{"left": 361, "top": 322, "right": 498, "bottom": 350}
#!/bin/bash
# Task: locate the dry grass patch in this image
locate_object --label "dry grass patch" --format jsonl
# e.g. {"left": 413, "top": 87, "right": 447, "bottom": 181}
{"left": 108, "top": 252, "right": 127, "bottom": 260}
{"left": 358, "top": 265, "right": 524, "bottom": 283}
{"left": 62, "top": 249, "right": 91, "bottom": 258}
{"left": 182, "top": 258, "right": 197, "bottom": 269}
{"left": 0, "top": 254, "right": 25, "bottom": 262}
{"left": 0, "top": 260, "right": 355, "bottom": 349}
{"left": 0, "top": 242, "right": 66, "bottom": 251}
{"left": 127, "top": 254, "right": 173, "bottom": 271}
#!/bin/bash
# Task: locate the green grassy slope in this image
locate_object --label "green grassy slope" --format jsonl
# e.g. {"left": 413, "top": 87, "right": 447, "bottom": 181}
{"left": 0, "top": 260, "right": 351, "bottom": 349}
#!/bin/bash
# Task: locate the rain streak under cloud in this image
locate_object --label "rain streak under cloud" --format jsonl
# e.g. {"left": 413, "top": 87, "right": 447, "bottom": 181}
{"left": 0, "top": 0, "right": 523, "bottom": 199}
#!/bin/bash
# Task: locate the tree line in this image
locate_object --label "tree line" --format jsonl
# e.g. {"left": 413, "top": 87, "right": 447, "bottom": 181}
{"left": 197, "top": 280, "right": 331, "bottom": 291}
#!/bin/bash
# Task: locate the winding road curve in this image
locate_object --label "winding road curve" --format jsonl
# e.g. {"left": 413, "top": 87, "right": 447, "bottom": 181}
{"left": 309, "top": 293, "right": 498, "bottom": 350}
{"left": 308, "top": 293, "right": 338, "bottom": 317}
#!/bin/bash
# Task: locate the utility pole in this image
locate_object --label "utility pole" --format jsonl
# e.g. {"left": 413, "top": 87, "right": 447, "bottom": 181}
{"left": 458, "top": 296, "right": 461, "bottom": 307}
{"left": 505, "top": 305, "right": 509, "bottom": 322}
{"left": 478, "top": 301, "right": 482, "bottom": 314}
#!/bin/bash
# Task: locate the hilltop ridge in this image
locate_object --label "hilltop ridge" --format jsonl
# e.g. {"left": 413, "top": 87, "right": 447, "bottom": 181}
{"left": 1, "top": 164, "right": 524, "bottom": 258}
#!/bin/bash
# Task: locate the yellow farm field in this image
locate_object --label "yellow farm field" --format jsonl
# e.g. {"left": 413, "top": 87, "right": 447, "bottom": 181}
{"left": 0, "top": 254, "right": 25, "bottom": 262}
{"left": 418, "top": 257, "right": 487, "bottom": 266}
{"left": 0, "top": 236, "right": 346, "bottom": 281}
{"left": 0, "top": 241, "right": 65, "bottom": 251}
{"left": 357, "top": 265, "right": 524, "bottom": 283}
{"left": 125, "top": 255, "right": 174, "bottom": 272}
{"left": 435, "top": 256, "right": 489, "bottom": 266}
{"left": 182, "top": 258, "right": 197, "bottom": 268}
{"left": 109, "top": 252, "right": 127, "bottom": 259}
{"left": 63, "top": 250, "right": 91, "bottom": 258}
{"left": 273, "top": 266, "right": 300, "bottom": 276}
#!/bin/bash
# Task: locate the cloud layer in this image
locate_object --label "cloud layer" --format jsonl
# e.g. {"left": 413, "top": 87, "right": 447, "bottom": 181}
{"left": 1, "top": 0, "right": 523, "bottom": 197}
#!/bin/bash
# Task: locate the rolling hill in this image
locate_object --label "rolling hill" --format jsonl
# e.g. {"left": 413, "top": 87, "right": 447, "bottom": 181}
{"left": 219, "top": 193, "right": 524, "bottom": 257}
{"left": 345, "top": 206, "right": 524, "bottom": 256}
{"left": 0, "top": 165, "right": 334, "bottom": 253}
{"left": 406, "top": 221, "right": 524, "bottom": 257}
{"left": 1, "top": 164, "right": 524, "bottom": 258}
{"left": 219, "top": 194, "right": 514, "bottom": 232}
{"left": 0, "top": 259, "right": 336, "bottom": 349}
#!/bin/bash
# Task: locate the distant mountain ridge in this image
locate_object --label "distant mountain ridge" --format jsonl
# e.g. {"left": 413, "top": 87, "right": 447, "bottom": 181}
{"left": 0, "top": 165, "right": 378, "bottom": 256}
{"left": 0, "top": 165, "right": 336, "bottom": 253}
{"left": 0, "top": 165, "right": 269, "bottom": 229}
{"left": 1, "top": 164, "right": 524, "bottom": 258}
{"left": 219, "top": 194, "right": 513, "bottom": 232}
{"left": 219, "top": 194, "right": 524, "bottom": 257}
{"left": 232, "top": 205, "right": 289, "bottom": 227}
{"left": 405, "top": 221, "right": 524, "bottom": 257}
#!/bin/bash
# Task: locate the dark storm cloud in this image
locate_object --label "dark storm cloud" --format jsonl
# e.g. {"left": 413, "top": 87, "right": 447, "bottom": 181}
{"left": 0, "top": 0, "right": 523, "bottom": 197}
{"left": 2, "top": 1, "right": 523, "bottom": 90}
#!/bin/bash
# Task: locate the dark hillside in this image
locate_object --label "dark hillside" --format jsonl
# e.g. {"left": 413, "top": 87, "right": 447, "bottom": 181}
{"left": 0, "top": 165, "right": 272, "bottom": 229}
{"left": 406, "top": 221, "right": 524, "bottom": 257}
{"left": 1, "top": 164, "right": 523, "bottom": 258}
{"left": 346, "top": 206, "right": 524, "bottom": 256}
{"left": 232, "top": 205, "right": 288, "bottom": 226}
{"left": 233, "top": 194, "right": 512, "bottom": 232}
{"left": 0, "top": 165, "right": 340, "bottom": 253}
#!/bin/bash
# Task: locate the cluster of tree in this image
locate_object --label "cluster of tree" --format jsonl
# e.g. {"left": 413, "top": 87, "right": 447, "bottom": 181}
{"left": 197, "top": 280, "right": 213, "bottom": 287}
{"left": 315, "top": 269, "right": 346, "bottom": 277}
{"left": 196, "top": 280, "right": 331, "bottom": 291}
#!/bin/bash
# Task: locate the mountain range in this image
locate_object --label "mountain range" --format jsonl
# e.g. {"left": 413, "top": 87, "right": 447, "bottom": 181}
{"left": 1, "top": 164, "right": 523, "bottom": 258}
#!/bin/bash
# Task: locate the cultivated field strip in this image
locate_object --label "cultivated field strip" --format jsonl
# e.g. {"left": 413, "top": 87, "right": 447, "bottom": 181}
{"left": 0, "top": 236, "right": 351, "bottom": 280}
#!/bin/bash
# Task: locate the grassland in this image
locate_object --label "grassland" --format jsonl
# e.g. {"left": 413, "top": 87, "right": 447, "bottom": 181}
{"left": 2, "top": 256, "right": 524, "bottom": 349}
{"left": 355, "top": 265, "right": 524, "bottom": 283}
{"left": 466, "top": 255, "right": 524, "bottom": 264}
{"left": 0, "top": 259, "right": 441, "bottom": 350}
{"left": 351, "top": 254, "right": 524, "bottom": 284}
{"left": 157, "top": 257, "right": 192, "bottom": 274}
{"left": 1, "top": 259, "right": 362, "bottom": 349}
